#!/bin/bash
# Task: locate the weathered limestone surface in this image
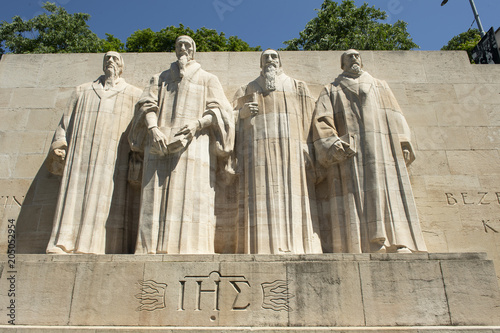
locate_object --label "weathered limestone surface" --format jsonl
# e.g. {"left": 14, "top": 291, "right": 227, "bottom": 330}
{"left": 130, "top": 36, "right": 235, "bottom": 255}
{"left": 313, "top": 49, "right": 426, "bottom": 254}
{"left": 0, "top": 253, "right": 498, "bottom": 329}
{"left": 45, "top": 51, "right": 142, "bottom": 255}
{"left": 232, "top": 49, "right": 322, "bottom": 254}
{"left": 1, "top": 51, "right": 499, "bottom": 271}
{"left": 0, "top": 51, "right": 500, "bottom": 331}
{"left": 0, "top": 328, "right": 499, "bottom": 333}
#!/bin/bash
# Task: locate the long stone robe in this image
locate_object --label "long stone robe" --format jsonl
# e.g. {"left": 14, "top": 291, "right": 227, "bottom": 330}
{"left": 130, "top": 61, "right": 234, "bottom": 254}
{"left": 46, "top": 77, "right": 142, "bottom": 254}
{"left": 233, "top": 73, "right": 322, "bottom": 254}
{"left": 313, "top": 71, "right": 427, "bottom": 253}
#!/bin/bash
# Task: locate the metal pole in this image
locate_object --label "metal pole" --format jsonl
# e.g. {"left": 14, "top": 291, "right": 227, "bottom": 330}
{"left": 468, "top": 0, "right": 486, "bottom": 37}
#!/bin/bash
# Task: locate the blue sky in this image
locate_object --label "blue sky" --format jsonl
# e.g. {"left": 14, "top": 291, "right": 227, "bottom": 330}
{"left": 0, "top": 0, "right": 499, "bottom": 51}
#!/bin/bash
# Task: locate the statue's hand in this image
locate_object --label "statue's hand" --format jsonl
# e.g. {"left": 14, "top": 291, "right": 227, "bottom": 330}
{"left": 403, "top": 148, "right": 411, "bottom": 165}
{"left": 52, "top": 148, "right": 66, "bottom": 161}
{"left": 331, "top": 139, "right": 349, "bottom": 162}
{"left": 240, "top": 102, "right": 258, "bottom": 119}
{"left": 149, "top": 127, "right": 168, "bottom": 155}
{"left": 175, "top": 120, "right": 200, "bottom": 141}
{"left": 47, "top": 146, "right": 67, "bottom": 175}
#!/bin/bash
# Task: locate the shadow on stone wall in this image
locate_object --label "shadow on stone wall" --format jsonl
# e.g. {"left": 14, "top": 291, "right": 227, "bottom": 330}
{"left": 16, "top": 157, "right": 59, "bottom": 253}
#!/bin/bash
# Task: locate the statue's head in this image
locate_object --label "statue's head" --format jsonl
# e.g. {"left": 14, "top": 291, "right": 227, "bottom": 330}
{"left": 341, "top": 49, "right": 362, "bottom": 72}
{"left": 260, "top": 49, "right": 281, "bottom": 70}
{"left": 103, "top": 51, "right": 124, "bottom": 77}
{"left": 175, "top": 35, "right": 196, "bottom": 62}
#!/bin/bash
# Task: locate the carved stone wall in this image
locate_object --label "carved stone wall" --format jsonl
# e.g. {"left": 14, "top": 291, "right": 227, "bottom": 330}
{"left": 0, "top": 253, "right": 498, "bottom": 328}
{"left": 0, "top": 51, "right": 500, "bottom": 274}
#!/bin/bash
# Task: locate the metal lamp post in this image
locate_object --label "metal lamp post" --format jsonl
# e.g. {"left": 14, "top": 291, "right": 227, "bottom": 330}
{"left": 441, "top": 0, "right": 486, "bottom": 37}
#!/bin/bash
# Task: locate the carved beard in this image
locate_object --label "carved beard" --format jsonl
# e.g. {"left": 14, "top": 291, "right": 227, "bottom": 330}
{"left": 348, "top": 63, "right": 362, "bottom": 75}
{"left": 104, "top": 63, "right": 120, "bottom": 89}
{"left": 263, "top": 64, "right": 278, "bottom": 91}
{"left": 178, "top": 54, "right": 189, "bottom": 78}
{"left": 105, "top": 63, "right": 119, "bottom": 78}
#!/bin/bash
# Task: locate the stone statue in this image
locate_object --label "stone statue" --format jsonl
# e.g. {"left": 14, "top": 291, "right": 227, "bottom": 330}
{"left": 129, "top": 35, "right": 234, "bottom": 254}
{"left": 313, "top": 49, "right": 427, "bottom": 253}
{"left": 232, "top": 49, "right": 322, "bottom": 254}
{"left": 46, "top": 51, "right": 143, "bottom": 254}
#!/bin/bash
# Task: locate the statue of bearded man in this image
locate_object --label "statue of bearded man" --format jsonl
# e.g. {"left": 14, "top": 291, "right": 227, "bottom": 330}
{"left": 313, "top": 49, "right": 427, "bottom": 254}
{"left": 129, "top": 35, "right": 235, "bottom": 254}
{"left": 46, "top": 51, "right": 142, "bottom": 254}
{"left": 232, "top": 49, "right": 322, "bottom": 254}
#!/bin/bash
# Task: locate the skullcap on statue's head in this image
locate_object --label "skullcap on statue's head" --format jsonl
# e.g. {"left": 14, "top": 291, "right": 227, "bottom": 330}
{"left": 175, "top": 35, "right": 196, "bottom": 57}
{"left": 102, "top": 51, "right": 124, "bottom": 76}
{"left": 341, "top": 49, "right": 362, "bottom": 70}
{"left": 260, "top": 49, "right": 282, "bottom": 68}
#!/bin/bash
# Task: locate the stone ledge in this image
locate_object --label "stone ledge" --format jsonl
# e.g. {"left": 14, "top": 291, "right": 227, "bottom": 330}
{"left": 2, "top": 252, "right": 488, "bottom": 263}
{"left": 0, "top": 325, "right": 499, "bottom": 332}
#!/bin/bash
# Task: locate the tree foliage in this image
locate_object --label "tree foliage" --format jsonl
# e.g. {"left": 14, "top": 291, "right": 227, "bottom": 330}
{"left": 0, "top": 2, "right": 103, "bottom": 54}
{"left": 283, "top": 0, "right": 418, "bottom": 51}
{"left": 441, "top": 29, "right": 481, "bottom": 63}
{"left": 126, "top": 24, "right": 261, "bottom": 52}
{"left": 102, "top": 33, "right": 125, "bottom": 53}
{"left": 0, "top": 3, "right": 260, "bottom": 55}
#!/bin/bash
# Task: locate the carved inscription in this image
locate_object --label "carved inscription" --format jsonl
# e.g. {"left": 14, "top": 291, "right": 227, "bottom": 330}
{"left": 135, "top": 280, "right": 168, "bottom": 311}
{"left": 230, "top": 280, "right": 251, "bottom": 310}
{"left": 138, "top": 271, "right": 253, "bottom": 316}
{"left": 482, "top": 220, "right": 499, "bottom": 233}
{"left": 136, "top": 273, "right": 295, "bottom": 315}
{"left": 261, "top": 280, "right": 294, "bottom": 312}
{"left": 445, "top": 192, "right": 500, "bottom": 206}
{"left": 178, "top": 271, "right": 250, "bottom": 312}
{"left": 0, "top": 196, "right": 24, "bottom": 208}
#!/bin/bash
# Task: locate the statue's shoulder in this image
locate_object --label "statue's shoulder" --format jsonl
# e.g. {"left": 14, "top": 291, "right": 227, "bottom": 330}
{"left": 290, "top": 76, "right": 312, "bottom": 97}
{"left": 76, "top": 79, "right": 97, "bottom": 91}
{"left": 72, "top": 78, "right": 99, "bottom": 98}
{"left": 198, "top": 67, "right": 222, "bottom": 85}
{"left": 124, "top": 82, "right": 143, "bottom": 97}
{"left": 331, "top": 74, "right": 345, "bottom": 88}
{"left": 250, "top": 79, "right": 262, "bottom": 93}
{"left": 232, "top": 83, "right": 249, "bottom": 102}
{"left": 156, "top": 70, "right": 170, "bottom": 83}
{"left": 374, "top": 77, "right": 389, "bottom": 89}
{"left": 291, "top": 76, "right": 307, "bottom": 88}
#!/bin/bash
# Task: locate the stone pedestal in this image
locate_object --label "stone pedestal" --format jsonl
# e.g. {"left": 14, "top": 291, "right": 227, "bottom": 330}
{"left": 0, "top": 253, "right": 499, "bottom": 331}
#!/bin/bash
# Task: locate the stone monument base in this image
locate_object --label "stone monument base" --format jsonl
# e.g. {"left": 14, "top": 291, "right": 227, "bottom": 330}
{"left": 0, "top": 325, "right": 499, "bottom": 332}
{"left": 0, "top": 253, "right": 499, "bottom": 331}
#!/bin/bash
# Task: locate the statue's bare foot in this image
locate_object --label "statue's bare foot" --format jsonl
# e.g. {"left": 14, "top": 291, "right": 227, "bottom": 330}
{"left": 396, "top": 246, "right": 412, "bottom": 253}
{"left": 46, "top": 246, "right": 69, "bottom": 254}
{"left": 370, "top": 237, "right": 387, "bottom": 253}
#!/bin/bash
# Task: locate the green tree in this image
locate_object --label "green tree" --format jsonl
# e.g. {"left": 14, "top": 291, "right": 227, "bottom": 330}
{"left": 126, "top": 24, "right": 260, "bottom": 52}
{"left": 126, "top": 28, "right": 162, "bottom": 52}
{"left": 441, "top": 29, "right": 481, "bottom": 63}
{"left": 0, "top": 2, "right": 103, "bottom": 54}
{"left": 283, "top": 0, "right": 418, "bottom": 51}
{"left": 102, "top": 33, "right": 125, "bottom": 52}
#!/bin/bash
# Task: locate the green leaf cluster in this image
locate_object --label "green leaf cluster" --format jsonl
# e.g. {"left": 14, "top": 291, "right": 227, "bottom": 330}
{"left": 282, "top": 0, "right": 418, "bottom": 51}
{"left": 0, "top": 2, "right": 260, "bottom": 55}
{"left": 101, "top": 33, "right": 125, "bottom": 53}
{"left": 126, "top": 24, "right": 261, "bottom": 52}
{"left": 0, "top": 2, "right": 103, "bottom": 54}
{"left": 441, "top": 29, "right": 481, "bottom": 63}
